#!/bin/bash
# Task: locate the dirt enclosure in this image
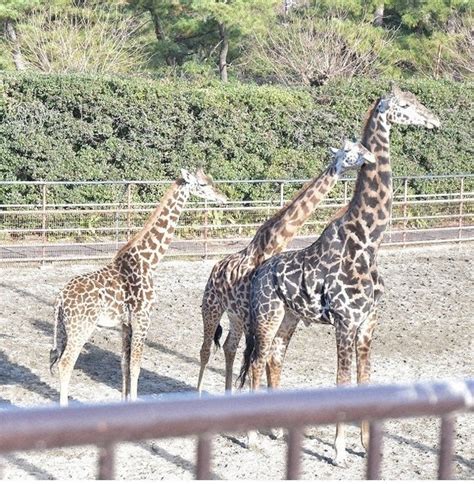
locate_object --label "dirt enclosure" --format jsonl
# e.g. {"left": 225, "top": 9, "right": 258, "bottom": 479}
{"left": 0, "top": 244, "right": 472, "bottom": 480}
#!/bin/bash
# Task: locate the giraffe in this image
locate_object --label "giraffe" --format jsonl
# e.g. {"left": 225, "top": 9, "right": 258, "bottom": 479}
{"left": 197, "top": 140, "right": 376, "bottom": 393}
{"left": 238, "top": 86, "right": 440, "bottom": 465}
{"left": 50, "top": 169, "right": 226, "bottom": 406}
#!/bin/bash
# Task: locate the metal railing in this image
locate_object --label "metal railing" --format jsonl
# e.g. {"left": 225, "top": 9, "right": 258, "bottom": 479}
{"left": 0, "top": 380, "right": 472, "bottom": 480}
{"left": 0, "top": 174, "right": 473, "bottom": 264}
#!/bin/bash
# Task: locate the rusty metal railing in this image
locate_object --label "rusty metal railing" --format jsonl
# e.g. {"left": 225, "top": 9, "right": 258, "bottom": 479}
{"left": 0, "top": 379, "right": 472, "bottom": 480}
{"left": 0, "top": 175, "right": 473, "bottom": 264}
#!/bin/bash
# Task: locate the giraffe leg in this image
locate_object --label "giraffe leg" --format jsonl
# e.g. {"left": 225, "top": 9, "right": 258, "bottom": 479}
{"left": 334, "top": 320, "right": 357, "bottom": 467}
{"left": 58, "top": 326, "right": 93, "bottom": 407}
{"left": 266, "top": 314, "right": 299, "bottom": 440}
{"left": 266, "top": 314, "right": 299, "bottom": 390}
{"left": 129, "top": 311, "right": 151, "bottom": 401}
{"left": 222, "top": 315, "right": 243, "bottom": 393}
{"left": 356, "top": 311, "right": 378, "bottom": 451}
{"left": 121, "top": 322, "right": 132, "bottom": 400}
{"left": 246, "top": 304, "right": 285, "bottom": 450}
{"left": 197, "top": 300, "right": 224, "bottom": 394}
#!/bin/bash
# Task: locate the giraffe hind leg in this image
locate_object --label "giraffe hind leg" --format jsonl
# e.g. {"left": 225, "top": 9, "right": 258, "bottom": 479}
{"left": 57, "top": 324, "right": 94, "bottom": 407}
{"left": 197, "top": 300, "right": 224, "bottom": 394}
{"left": 222, "top": 315, "right": 244, "bottom": 393}
{"left": 121, "top": 322, "right": 132, "bottom": 400}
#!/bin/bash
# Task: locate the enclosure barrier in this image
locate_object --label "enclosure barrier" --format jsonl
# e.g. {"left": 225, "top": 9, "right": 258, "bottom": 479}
{"left": 0, "top": 379, "right": 472, "bottom": 480}
{"left": 0, "top": 174, "right": 473, "bottom": 264}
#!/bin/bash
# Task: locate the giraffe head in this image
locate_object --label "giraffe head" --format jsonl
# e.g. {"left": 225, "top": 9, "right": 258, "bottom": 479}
{"left": 329, "top": 139, "right": 376, "bottom": 174}
{"left": 379, "top": 85, "right": 440, "bottom": 129}
{"left": 180, "top": 168, "right": 227, "bottom": 203}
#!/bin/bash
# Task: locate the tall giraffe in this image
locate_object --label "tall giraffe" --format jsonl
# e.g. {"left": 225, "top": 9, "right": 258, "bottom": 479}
{"left": 50, "top": 169, "right": 226, "bottom": 406}
{"left": 197, "top": 140, "right": 376, "bottom": 393}
{"left": 239, "top": 87, "right": 440, "bottom": 465}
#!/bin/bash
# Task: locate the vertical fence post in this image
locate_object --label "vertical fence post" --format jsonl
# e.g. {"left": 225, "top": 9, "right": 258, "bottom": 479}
{"left": 126, "top": 183, "right": 132, "bottom": 240}
{"left": 279, "top": 182, "right": 285, "bottom": 207}
{"left": 438, "top": 415, "right": 455, "bottom": 480}
{"left": 366, "top": 421, "right": 383, "bottom": 480}
{"left": 458, "top": 177, "right": 464, "bottom": 244}
{"left": 343, "top": 179, "right": 348, "bottom": 205}
{"left": 41, "top": 183, "right": 48, "bottom": 266}
{"left": 286, "top": 427, "right": 303, "bottom": 480}
{"left": 97, "top": 443, "right": 116, "bottom": 479}
{"left": 203, "top": 199, "right": 209, "bottom": 259}
{"left": 402, "top": 178, "right": 408, "bottom": 248}
{"left": 196, "top": 434, "right": 212, "bottom": 480}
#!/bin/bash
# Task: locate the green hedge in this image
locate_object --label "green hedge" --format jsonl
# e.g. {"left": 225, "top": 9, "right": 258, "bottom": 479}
{"left": 0, "top": 73, "right": 472, "bottom": 204}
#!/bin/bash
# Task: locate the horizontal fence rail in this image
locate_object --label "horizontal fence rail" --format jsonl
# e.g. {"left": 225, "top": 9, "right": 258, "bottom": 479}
{"left": 0, "top": 175, "right": 473, "bottom": 264}
{"left": 0, "top": 380, "right": 472, "bottom": 479}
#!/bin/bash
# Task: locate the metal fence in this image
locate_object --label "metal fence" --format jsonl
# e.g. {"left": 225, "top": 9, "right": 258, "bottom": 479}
{"left": 0, "top": 174, "right": 473, "bottom": 264}
{"left": 0, "top": 379, "right": 472, "bottom": 480}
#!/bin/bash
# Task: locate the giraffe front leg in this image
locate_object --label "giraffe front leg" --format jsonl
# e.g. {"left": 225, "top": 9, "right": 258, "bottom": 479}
{"left": 356, "top": 311, "right": 378, "bottom": 451}
{"left": 334, "top": 320, "right": 357, "bottom": 467}
{"left": 121, "top": 322, "right": 132, "bottom": 400}
{"left": 129, "top": 311, "right": 151, "bottom": 401}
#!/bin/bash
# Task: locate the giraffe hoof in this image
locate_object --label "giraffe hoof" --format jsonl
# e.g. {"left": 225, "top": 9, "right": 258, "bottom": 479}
{"left": 246, "top": 430, "right": 261, "bottom": 450}
{"left": 270, "top": 428, "right": 284, "bottom": 440}
{"left": 333, "top": 455, "right": 348, "bottom": 468}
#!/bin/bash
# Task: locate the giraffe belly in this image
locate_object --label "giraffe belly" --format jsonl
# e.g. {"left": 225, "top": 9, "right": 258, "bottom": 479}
{"left": 97, "top": 312, "right": 121, "bottom": 328}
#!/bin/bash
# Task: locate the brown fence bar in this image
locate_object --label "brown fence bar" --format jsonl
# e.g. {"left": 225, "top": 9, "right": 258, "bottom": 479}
{"left": 0, "top": 380, "right": 472, "bottom": 480}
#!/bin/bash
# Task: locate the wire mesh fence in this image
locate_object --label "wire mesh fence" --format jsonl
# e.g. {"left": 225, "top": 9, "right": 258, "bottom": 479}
{"left": 0, "top": 175, "right": 473, "bottom": 264}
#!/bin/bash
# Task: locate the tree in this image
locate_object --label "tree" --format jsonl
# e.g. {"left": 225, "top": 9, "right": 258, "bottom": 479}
{"left": 0, "top": 0, "right": 41, "bottom": 70}
{"left": 190, "top": 0, "right": 279, "bottom": 82}
{"left": 16, "top": 4, "right": 147, "bottom": 74}
{"left": 245, "top": 13, "right": 393, "bottom": 85}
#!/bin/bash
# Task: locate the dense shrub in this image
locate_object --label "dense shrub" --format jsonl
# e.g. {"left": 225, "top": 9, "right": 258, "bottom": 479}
{"left": 0, "top": 73, "right": 472, "bottom": 204}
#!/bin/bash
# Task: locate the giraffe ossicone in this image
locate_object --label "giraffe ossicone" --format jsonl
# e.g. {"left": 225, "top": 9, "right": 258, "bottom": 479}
{"left": 50, "top": 169, "right": 226, "bottom": 407}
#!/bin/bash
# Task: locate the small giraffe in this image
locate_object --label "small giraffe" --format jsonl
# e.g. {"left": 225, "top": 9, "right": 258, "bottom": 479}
{"left": 50, "top": 169, "right": 226, "bottom": 406}
{"left": 197, "top": 140, "right": 376, "bottom": 393}
{"left": 239, "top": 87, "right": 440, "bottom": 465}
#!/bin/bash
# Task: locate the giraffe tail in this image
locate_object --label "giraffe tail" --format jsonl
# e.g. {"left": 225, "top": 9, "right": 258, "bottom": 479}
{"left": 50, "top": 299, "right": 66, "bottom": 375}
{"left": 237, "top": 332, "right": 256, "bottom": 389}
{"left": 213, "top": 324, "right": 223, "bottom": 350}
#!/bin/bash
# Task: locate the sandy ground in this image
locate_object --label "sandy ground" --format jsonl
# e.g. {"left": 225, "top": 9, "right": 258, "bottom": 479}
{"left": 0, "top": 244, "right": 472, "bottom": 480}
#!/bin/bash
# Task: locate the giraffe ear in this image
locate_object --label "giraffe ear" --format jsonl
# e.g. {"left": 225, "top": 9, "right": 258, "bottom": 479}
{"left": 390, "top": 82, "right": 402, "bottom": 96}
{"left": 181, "top": 168, "right": 194, "bottom": 183}
{"left": 329, "top": 147, "right": 339, "bottom": 155}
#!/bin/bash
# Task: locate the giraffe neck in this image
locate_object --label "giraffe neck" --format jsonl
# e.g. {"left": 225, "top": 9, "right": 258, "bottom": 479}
{"left": 344, "top": 101, "right": 392, "bottom": 248}
{"left": 245, "top": 164, "right": 340, "bottom": 264}
{"left": 115, "top": 181, "right": 190, "bottom": 271}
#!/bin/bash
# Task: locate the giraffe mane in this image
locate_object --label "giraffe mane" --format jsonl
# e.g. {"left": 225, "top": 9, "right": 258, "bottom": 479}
{"left": 252, "top": 177, "right": 316, "bottom": 236}
{"left": 115, "top": 179, "right": 184, "bottom": 257}
{"left": 361, "top": 98, "right": 381, "bottom": 146}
